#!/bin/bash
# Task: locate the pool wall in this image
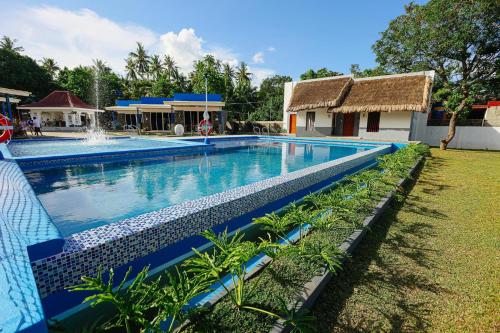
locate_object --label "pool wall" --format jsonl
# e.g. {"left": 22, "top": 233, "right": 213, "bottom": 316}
{"left": 0, "top": 159, "right": 63, "bottom": 333}
{"left": 29, "top": 145, "right": 391, "bottom": 303}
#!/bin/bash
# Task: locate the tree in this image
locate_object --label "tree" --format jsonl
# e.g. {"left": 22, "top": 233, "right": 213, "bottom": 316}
{"left": 0, "top": 36, "right": 24, "bottom": 53}
{"left": 250, "top": 75, "right": 292, "bottom": 121}
{"left": 128, "top": 42, "right": 150, "bottom": 79}
{"left": 125, "top": 57, "right": 138, "bottom": 81}
{"left": 232, "top": 62, "right": 257, "bottom": 120}
{"left": 299, "top": 68, "right": 343, "bottom": 80}
{"left": 57, "top": 66, "right": 94, "bottom": 103}
{"left": 0, "top": 48, "right": 55, "bottom": 99}
{"left": 190, "top": 55, "right": 225, "bottom": 94}
{"left": 40, "top": 58, "right": 60, "bottom": 80}
{"left": 373, "top": 0, "right": 499, "bottom": 150}
{"left": 150, "top": 75, "right": 175, "bottom": 97}
{"left": 349, "top": 64, "right": 388, "bottom": 78}
{"left": 149, "top": 55, "right": 163, "bottom": 80}
{"left": 163, "top": 55, "right": 179, "bottom": 81}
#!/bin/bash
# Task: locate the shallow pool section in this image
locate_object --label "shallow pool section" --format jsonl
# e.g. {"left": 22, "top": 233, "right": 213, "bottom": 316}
{"left": 7, "top": 137, "right": 190, "bottom": 158}
{"left": 25, "top": 140, "right": 370, "bottom": 236}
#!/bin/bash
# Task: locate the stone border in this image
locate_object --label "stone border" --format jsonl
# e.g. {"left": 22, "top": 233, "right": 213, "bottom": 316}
{"left": 270, "top": 156, "right": 424, "bottom": 333}
{"left": 31, "top": 145, "right": 390, "bottom": 298}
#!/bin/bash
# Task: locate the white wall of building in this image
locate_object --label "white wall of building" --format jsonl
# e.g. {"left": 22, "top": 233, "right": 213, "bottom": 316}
{"left": 282, "top": 81, "right": 296, "bottom": 132}
{"left": 358, "top": 111, "right": 413, "bottom": 141}
{"left": 418, "top": 126, "right": 500, "bottom": 150}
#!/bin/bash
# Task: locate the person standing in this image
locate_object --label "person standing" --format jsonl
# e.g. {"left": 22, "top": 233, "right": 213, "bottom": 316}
{"left": 27, "top": 117, "right": 34, "bottom": 135}
{"left": 33, "top": 117, "right": 43, "bottom": 136}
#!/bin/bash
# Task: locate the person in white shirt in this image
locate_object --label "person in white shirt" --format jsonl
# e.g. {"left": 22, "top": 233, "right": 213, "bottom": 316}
{"left": 33, "top": 117, "right": 43, "bottom": 136}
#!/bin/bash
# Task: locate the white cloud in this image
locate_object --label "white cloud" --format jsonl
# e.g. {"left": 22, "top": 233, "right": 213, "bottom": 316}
{"left": 250, "top": 67, "right": 276, "bottom": 86}
{"left": 267, "top": 46, "right": 276, "bottom": 52}
{"left": 0, "top": 6, "right": 157, "bottom": 72}
{"left": 0, "top": 4, "right": 273, "bottom": 86}
{"left": 252, "top": 51, "right": 265, "bottom": 64}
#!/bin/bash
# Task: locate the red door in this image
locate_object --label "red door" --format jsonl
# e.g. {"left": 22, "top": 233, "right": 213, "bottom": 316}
{"left": 289, "top": 114, "right": 297, "bottom": 134}
{"left": 343, "top": 113, "right": 355, "bottom": 136}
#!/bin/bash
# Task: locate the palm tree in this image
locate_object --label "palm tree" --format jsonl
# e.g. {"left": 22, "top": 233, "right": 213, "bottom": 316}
{"left": 0, "top": 36, "right": 24, "bottom": 53}
{"left": 128, "top": 42, "right": 150, "bottom": 79}
{"left": 40, "top": 58, "right": 60, "bottom": 80}
{"left": 223, "top": 63, "right": 235, "bottom": 99}
{"left": 163, "top": 55, "right": 179, "bottom": 81}
{"left": 149, "top": 55, "right": 163, "bottom": 80}
{"left": 236, "top": 62, "right": 252, "bottom": 88}
{"left": 125, "top": 57, "right": 138, "bottom": 81}
{"left": 92, "top": 58, "right": 110, "bottom": 73}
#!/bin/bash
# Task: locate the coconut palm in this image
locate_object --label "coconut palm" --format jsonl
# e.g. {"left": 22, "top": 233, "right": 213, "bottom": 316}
{"left": 92, "top": 58, "right": 110, "bottom": 73}
{"left": 128, "top": 42, "right": 150, "bottom": 79}
{"left": 236, "top": 62, "right": 252, "bottom": 88}
{"left": 40, "top": 58, "right": 60, "bottom": 80}
{"left": 163, "top": 55, "right": 179, "bottom": 81}
{"left": 149, "top": 55, "right": 163, "bottom": 80}
{"left": 0, "top": 36, "right": 24, "bottom": 53}
{"left": 125, "top": 57, "right": 138, "bottom": 81}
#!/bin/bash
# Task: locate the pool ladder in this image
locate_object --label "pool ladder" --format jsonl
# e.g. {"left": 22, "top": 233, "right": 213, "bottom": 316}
{"left": 253, "top": 126, "right": 269, "bottom": 136}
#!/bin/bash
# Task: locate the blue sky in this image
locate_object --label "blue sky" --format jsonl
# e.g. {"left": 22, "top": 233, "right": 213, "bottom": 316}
{"left": 0, "top": 0, "right": 426, "bottom": 84}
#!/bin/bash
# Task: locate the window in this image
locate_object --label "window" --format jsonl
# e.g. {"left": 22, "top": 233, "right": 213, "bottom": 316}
{"left": 306, "top": 112, "right": 315, "bottom": 131}
{"left": 367, "top": 112, "right": 380, "bottom": 132}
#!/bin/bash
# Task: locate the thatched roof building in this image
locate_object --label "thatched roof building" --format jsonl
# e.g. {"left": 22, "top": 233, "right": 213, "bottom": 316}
{"left": 287, "top": 76, "right": 353, "bottom": 112}
{"left": 287, "top": 72, "right": 433, "bottom": 113}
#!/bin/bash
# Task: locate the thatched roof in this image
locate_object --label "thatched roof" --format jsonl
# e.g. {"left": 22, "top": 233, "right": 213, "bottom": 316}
{"left": 331, "top": 75, "right": 432, "bottom": 113}
{"left": 287, "top": 76, "right": 353, "bottom": 112}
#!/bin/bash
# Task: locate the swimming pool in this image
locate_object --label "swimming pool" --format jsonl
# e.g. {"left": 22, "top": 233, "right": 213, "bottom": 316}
{"left": 7, "top": 137, "right": 191, "bottom": 157}
{"left": 25, "top": 140, "right": 370, "bottom": 236}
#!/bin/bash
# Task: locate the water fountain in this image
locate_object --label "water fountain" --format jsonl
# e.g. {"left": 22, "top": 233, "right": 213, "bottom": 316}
{"left": 81, "top": 64, "right": 112, "bottom": 146}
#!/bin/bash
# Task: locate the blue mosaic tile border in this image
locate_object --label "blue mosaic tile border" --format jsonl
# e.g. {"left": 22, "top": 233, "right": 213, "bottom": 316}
{"left": 30, "top": 145, "right": 391, "bottom": 298}
{"left": 0, "top": 159, "right": 63, "bottom": 333}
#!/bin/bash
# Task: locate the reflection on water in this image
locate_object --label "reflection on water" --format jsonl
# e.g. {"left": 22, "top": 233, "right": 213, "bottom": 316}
{"left": 24, "top": 141, "right": 370, "bottom": 236}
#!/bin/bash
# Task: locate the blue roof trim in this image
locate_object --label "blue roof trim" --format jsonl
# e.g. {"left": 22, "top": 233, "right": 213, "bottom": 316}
{"left": 173, "top": 93, "right": 222, "bottom": 102}
{"left": 140, "top": 97, "right": 173, "bottom": 104}
{"left": 115, "top": 99, "right": 140, "bottom": 107}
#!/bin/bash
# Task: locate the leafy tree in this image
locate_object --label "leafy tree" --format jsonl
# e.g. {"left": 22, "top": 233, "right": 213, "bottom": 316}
{"left": 299, "top": 68, "right": 343, "bottom": 80}
{"left": 250, "top": 75, "right": 292, "bottom": 121}
{"left": 349, "top": 64, "right": 388, "bottom": 78}
{"left": 57, "top": 66, "right": 94, "bottom": 103}
{"left": 40, "top": 58, "right": 60, "bottom": 80}
{"left": 373, "top": 0, "right": 499, "bottom": 149}
{"left": 190, "top": 55, "right": 225, "bottom": 94}
{"left": 0, "top": 36, "right": 24, "bottom": 53}
{"left": 128, "top": 42, "right": 150, "bottom": 79}
{"left": 150, "top": 75, "right": 175, "bottom": 97}
{"left": 0, "top": 48, "right": 55, "bottom": 99}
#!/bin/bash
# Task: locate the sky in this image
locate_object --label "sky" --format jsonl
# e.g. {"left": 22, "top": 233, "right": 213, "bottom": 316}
{"left": 0, "top": 0, "right": 426, "bottom": 85}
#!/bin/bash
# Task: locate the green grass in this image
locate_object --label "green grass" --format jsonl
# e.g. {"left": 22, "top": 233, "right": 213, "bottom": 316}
{"left": 312, "top": 148, "right": 500, "bottom": 332}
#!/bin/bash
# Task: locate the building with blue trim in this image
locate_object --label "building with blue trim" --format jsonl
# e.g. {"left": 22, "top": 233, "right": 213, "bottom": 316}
{"left": 106, "top": 93, "right": 226, "bottom": 134}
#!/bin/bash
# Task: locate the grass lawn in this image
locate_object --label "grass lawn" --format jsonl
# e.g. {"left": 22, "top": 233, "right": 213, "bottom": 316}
{"left": 312, "top": 148, "right": 499, "bottom": 332}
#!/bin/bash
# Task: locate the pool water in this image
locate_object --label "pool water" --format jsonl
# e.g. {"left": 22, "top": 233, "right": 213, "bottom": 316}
{"left": 24, "top": 140, "right": 371, "bottom": 236}
{"left": 8, "top": 137, "right": 188, "bottom": 157}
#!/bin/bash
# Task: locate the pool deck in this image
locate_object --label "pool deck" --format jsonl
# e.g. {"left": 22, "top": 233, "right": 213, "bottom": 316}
{"left": 0, "top": 135, "right": 396, "bottom": 332}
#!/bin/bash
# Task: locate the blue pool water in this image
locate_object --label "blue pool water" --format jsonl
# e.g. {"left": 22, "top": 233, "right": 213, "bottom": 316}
{"left": 24, "top": 140, "right": 371, "bottom": 236}
{"left": 8, "top": 137, "right": 189, "bottom": 157}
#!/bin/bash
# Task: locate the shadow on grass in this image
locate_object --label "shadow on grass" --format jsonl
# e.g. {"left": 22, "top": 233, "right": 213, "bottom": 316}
{"left": 311, "top": 158, "right": 450, "bottom": 332}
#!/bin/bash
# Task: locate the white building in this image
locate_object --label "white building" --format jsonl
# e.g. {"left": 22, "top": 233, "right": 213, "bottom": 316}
{"left": 18, "top": 91, "right": 103, "bottom": 129}
{"left": 283, "top": 71, "right": 435, "bottom": 142}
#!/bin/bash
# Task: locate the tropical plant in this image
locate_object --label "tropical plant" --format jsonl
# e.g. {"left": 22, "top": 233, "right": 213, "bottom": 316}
{"left": 67, "top": 266, "right": 159, "bottom": 333}
{"left": 163, "top": 55, "right": 179, "bottom": 81}
{"left": 40, "top": 58, "right": 60, "bottom": 80}
{"left": 253, "top": 212, "right": 297, "bottom": 238}
{"left": 128, "top": 42, "right": 150, "bottom": 79}
{"left": 125, "top": 57, "right": 138, "bottom": 81}
{"left": 149, "top": 55, "right": 163, "bottom": 80}
{"left": 0, "top": 36, "right": 24, "bottom": 53}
